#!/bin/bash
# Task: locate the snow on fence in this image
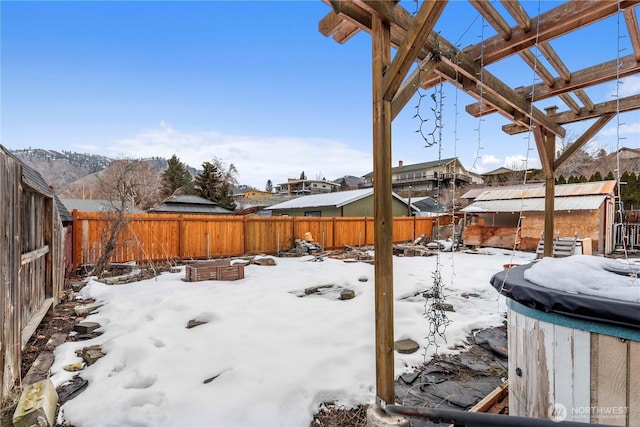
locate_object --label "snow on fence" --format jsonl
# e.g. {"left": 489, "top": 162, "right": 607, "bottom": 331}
{"left": 70, "top": 211, "right": 456, "bottom": 269}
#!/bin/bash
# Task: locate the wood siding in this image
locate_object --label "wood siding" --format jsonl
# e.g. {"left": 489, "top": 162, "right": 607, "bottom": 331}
{"left": 1, "top": 150, "right": 66, "bottom": 400}
{"left": 509, "top": 308, "right": 639, "bottom": 425}
{"left": 70, "top": 212, "right": 457, "bottom": 269}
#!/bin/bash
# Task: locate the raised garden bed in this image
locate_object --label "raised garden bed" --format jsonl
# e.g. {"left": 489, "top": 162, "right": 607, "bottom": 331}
{"left": 184, "top": 260, "right": 244, "bottom": 282}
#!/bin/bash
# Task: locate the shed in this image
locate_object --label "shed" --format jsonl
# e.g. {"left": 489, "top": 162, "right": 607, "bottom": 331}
{"left": 265, "top": 188, "right": 416, "bottom": 217}
{"left": 1, "top": 145, "right": 67, "bottom": 399}
{"left": 461, "top": 181, "right": 617, "bottom": 254}
{"left": 148, "top": 195, "right": 233, "bottom": 215}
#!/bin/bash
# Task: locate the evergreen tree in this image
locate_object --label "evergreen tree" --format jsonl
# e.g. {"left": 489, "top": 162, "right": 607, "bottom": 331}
{"left": 556, "top": 175, "right": 567, "bottom": 185}
{"left": 217, "top": 181, "right": 237, "bottom": 211}
{"left": 160, "top": 154, "right": 193, "bottom": 197}
{"left": 626, "top": 172, "right": 640, "bottom": 210}
{"left": 605, "top": 171, "right": 615, "bottom": 181}
{"left": 299, "top": 171, "right": 306, "bottom": 180}
{"left": 194, "top": 161, "right": 222, "bottom": 202}
{"left": 265, "top": 179, "right": 273, "bottom": 193}
{"left": 339, "top": 177, "right": 348, "bottom": 191}
{"left": 589, "top": 171, "right": 603, "bottom": 182}
{"left": 579, "top": 175, "right": 588, "bottom": 183}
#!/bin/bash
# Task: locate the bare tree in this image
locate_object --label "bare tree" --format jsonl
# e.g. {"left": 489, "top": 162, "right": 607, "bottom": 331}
{"left": 92, "top": 159, "right": 161, "bottom": 276}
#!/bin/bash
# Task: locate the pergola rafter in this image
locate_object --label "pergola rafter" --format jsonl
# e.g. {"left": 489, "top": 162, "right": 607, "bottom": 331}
{"left": 319, "top": 0, "right": 640, "bottom": 408}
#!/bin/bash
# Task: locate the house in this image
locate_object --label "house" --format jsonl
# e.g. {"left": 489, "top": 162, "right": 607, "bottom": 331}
{"left": 460, "top": 180, "right": 617, "bottom": 254}
{"left": 62, "top": 198, "right": 145, "bottom": 213}
{"left": 409, "top": 196, "right": 447, "bottom": 216}
{"left": 241, "top": 189, "right": 274, "bottom": 199}
{"left": 148, "top": 195, "right": 233, "bottom": 215}
{"left": 362, "top": 158, "right": 484, "bottom": 192}
{"left": 275, "top": 178, "right": 339, "bottom": 196}
{"left": 266, "top": 188, "right": 417, "bottom": 217}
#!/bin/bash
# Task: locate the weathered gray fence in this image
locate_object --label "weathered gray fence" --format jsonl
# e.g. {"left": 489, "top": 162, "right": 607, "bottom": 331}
{"left": 1, "top": 146, "right": 67, "bottom": 400}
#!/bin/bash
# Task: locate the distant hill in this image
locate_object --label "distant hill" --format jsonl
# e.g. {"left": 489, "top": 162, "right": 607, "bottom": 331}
{"left": 10, "top": 149, "right": 198, "bottom": 196}
{"left": 332, "top": 175, "right": 364, "bottom": 189}
{"left": 12, "top": 148, "right": 113, "bottom": 192}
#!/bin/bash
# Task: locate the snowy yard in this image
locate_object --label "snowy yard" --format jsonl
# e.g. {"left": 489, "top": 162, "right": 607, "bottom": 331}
{"left": 51, "top": 249, "right": 536, "bottom": 426}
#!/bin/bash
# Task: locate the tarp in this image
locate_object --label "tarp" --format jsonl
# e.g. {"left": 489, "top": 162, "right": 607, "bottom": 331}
{"left": 490, "top": 263, "right": 640, "bottom": 330}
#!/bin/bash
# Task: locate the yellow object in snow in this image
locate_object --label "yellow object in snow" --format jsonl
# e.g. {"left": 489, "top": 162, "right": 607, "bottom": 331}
{"left": 304, "top": 232, "right": 313, "bottom": 242}
{"left": 63, "top": 362, "right": 86, "bottom": 372}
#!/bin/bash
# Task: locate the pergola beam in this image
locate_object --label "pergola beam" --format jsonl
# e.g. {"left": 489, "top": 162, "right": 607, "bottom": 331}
{"left": 391, "top": 54, "right": 439, "bottom": 120}
{"left": 371, "top": 12, "right": 395, "bottom": 407}
{"left": 382, "top": 0, "right": 447, "bottom": 102}
{"left": 463, "top": 0, "right": 640, "bottom": 64}
{"left": 625, "top": 6, "right": 640, "bottom": 61}
{"left": 502, "top": 94, "right": 640, "bottom": 134}
{"left": 466, "top": 54, "right": 640, "bottom": 117}
{"left": 469, "top": 0, "right": 512, "bottom": 40}
{"left": 554, "top": 113, "right": 616, "bottom": 170}
{"left": 360, "top": 0, "right": 566, "bottom": 137}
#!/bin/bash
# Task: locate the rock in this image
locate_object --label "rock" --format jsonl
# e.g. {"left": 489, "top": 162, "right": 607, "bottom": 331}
{"left": 358, "top": 276, "right": 368, "bottom": 282}
{"left": 81, "top": 345, "right": 105, "bottom": 366}
{"left": 440, "top": 303, "right": 455, "bottom": 312}
{"left": 71, "top": 282, "right": 85, "bottom": 292}
{"left": 44, "top": 332, "right": 67, "bottom": 351}
{"left": 186, "top": 319, "right": 208, "bottom": 329}
{"left": 74, "top": 321, "right": 100, "bottom": 334}
{"left": 12, "top": 379, "right": 58, "bottom": 427}
{"left": 305, "top": 287, "right": 319, "bottom": 295}
{"left": 56, "top": 375, "right": 88, "bottom": 404}
{"left": 74, "top": 302, "right": 104, "bottom": 317}
{"left": 461, "top": 292, "right": 480, "bottom": 299}
{"left": 394, "top": 339, "right": 420, "bottom": 354}
{"left": 254, "top": 258, "right": 276, "bottom": 266}
{"left": 340, "top": 289, "right": 356, "bottom": 300}
{"left": 203, "top": 372, "right": 223, "bottom": 384}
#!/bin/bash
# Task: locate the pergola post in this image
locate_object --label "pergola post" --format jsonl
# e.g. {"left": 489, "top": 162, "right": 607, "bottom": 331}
{"left": 372, "top": 13, "right": 395, "bottom": 406}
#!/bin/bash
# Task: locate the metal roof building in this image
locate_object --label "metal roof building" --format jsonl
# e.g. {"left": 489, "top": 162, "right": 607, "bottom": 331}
{"left": 149, "top": 195, "right": 233, "bottom": 215}
{"left": 460, "top": 181, "right": 617, "bottom": 254}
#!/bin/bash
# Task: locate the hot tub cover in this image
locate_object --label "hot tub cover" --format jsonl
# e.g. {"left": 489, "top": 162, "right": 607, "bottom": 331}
{"left": 491, "top": 262, "right": 640, "bottom": 330}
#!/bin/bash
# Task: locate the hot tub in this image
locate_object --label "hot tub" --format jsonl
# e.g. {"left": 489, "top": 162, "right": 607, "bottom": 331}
{"left": 491, "top": 258, "right": 640, "bottom": 425}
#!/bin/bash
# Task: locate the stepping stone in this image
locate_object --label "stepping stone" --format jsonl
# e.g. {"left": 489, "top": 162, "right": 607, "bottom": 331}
{"left": 340, "top": 289, "right": 355, "bottom": 300}
{"left": 74, "top": 322, "right": 100, "bottom": 334}
{"left": 394, "top": 338, "right": 420, "bottom": 354}
{"left": 13, "top": 379, "right": 57, "bottom": 427}
{"left": 44, "top": 332, "right": 67, "bottom": 351}
{"left": 57, "top": 375, "right": 88, "bottom": 404}
{"left": 81, "top": 345, "right": 105, "bottom": 366}
{"left": 22, "top": 352, "right": 55, "bottom": 386}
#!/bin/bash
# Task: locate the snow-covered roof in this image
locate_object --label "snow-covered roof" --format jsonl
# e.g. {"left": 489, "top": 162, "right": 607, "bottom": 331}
{"left": 266, "top": 188, "right": 412, "bottom": 210}
{"left": 461, "top": 195, "right": 607, "bottom": 213}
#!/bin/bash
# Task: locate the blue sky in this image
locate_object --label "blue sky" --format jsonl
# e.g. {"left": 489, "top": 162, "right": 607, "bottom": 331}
{"left": 2, "top": 1, "right": 639, "bottom": 189}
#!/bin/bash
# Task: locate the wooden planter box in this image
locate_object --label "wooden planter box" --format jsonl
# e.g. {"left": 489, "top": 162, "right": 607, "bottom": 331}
{"left": 185, "top": 260, "right": 244, "bottom": 282}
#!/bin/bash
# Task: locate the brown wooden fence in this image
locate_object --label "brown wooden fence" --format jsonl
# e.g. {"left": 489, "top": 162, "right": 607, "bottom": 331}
{"left": 71, "top": 211, "right": 457, "bottom": 269}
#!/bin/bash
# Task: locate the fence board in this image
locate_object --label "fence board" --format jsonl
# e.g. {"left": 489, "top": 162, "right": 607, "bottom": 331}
{"left": 70, "top": 212, "right": 455, "bottom": 269}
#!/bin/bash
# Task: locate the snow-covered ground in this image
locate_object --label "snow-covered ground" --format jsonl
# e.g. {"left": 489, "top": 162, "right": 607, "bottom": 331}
{"left": 51, "top": 248, "right": 536, "bottom": 426}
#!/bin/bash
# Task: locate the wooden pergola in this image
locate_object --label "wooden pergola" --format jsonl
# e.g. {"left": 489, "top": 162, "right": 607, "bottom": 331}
{"left": 319, "top": 0, "right": 640, "bottom": 405}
